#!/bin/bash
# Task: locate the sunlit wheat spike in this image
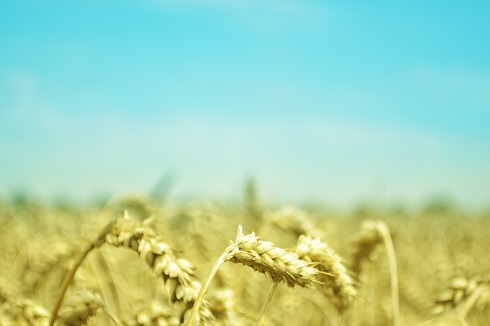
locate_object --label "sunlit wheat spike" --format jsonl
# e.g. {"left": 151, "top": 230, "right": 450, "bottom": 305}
{"left": 295, "top": 235, "right": 357, "bottom": 311}
{"left": 105, "top": 214, "right": 215, "bottom": 325}
{"left": 186, "top": 224, "right": 319, "bottom": 326}
{"left": 225, "top": 224, "right": 318, "bottom": 288}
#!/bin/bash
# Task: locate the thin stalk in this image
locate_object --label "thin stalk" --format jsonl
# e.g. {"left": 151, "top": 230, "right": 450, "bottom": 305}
{"left": 378, "top": 223, "right": 399, "bottom": 326}
{"left": 186, "top": 252, "right": 228, "bottom": 326}
{"left": 91, "top": 250, "right": 122, "bottom": 315}
{"left": 256, "top": 282, "right": 278, "bottom": 326}
{"left": 101, "top": 306, "right": 124, "bottom": 326}
{"left": 49, "top": 219, "right": 115, "bottom": 326}
{"left": 455, "top": 285, "right": 489, "bottom": 322}
{"left": 49, "top": 242, "right": 95, "bottom": 326}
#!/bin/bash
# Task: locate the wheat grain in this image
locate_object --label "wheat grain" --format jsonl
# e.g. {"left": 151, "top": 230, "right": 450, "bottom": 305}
{"left": 2, "top": 193, "right": 490, "bottom": 326}
{"left": 225, "top": 225, "right": 318, "bottom": 287}
{"left": 187, "top": 224, "right": 318, "bottom": 326}
{"left": 295, "top": 235, "right": 357, "bottom": 311}
{"left": 430, "top": 275, "right": 490, "bottom": 324}
{"left": 106, "top": 213, "right": 215, "bottom": 325}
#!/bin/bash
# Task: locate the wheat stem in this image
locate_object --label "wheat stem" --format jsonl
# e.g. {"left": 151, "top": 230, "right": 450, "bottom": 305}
{"left": 48, "top": 241, "right": 94, "bottom": 326}
{"left": 48, "top": 219, "right": 115, "bottom": 326}
{"left": 455, "top": 285, "right": 489, "bottom": 321}
{"left": 92, "top": 250, "right": 121, "bottom": 316}
{"left": 186, "top": 252, "right": 227, "bottom": 326}
{"left": 378, "top": 223, "right": 399, "bottom": 326}
{"left": 101, "top": 306, "right": 124, "bottom": 326}
{"left": 256, "top": 282, "right": 278, "bottom": 326}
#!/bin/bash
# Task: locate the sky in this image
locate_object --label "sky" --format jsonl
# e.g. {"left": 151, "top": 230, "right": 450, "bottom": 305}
{"left": 1, "top": 0, "right": 489, "bottom": 209}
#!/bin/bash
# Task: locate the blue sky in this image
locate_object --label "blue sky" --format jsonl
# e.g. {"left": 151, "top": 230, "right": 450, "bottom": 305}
{"left": 1, "top": 0, "right": 489, "bottom": 209}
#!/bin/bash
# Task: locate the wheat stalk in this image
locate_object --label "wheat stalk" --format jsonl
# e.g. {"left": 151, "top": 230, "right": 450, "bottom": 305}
{"left": 255, "top": 282, "right": 278, "bottom": 326}
{"left": 377, "top": 221, "right": 400, "bottom": 326}
{"left": 47, "top": 209, "right": 214, "bottom": 326}
{"left": 49, "top": 218, "right": 116, "bottom": 326}
{"left": 350, "top": 220, "right": 399, "bottom": 326}
{"left": 350, "top": 220, "right": 384, "bottom": 275}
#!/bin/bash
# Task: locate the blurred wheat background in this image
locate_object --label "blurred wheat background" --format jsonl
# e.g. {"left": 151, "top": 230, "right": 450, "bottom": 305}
{"left": 1, "top": 191, "right": 489, "bottom": 325}
{"left": 0, "top": 0, "right": 489, "bottom": 325}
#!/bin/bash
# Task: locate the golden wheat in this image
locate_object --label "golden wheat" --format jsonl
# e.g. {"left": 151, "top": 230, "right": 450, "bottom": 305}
{"left": 1, "top": 194, "right": 489, "bottom": 325}
{"left": 295, "top": 235, "right": 357, "bottom": 311}
{"left": 105, "top": 213, "right": 215, "bottom": 325}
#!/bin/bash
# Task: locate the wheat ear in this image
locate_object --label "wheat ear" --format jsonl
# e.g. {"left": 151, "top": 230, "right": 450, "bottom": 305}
{"left": 105, "top": 213, "right": 214, "bottom": 325}
{"left": 295, "top": 235, "right": 357, "bottom": 312}
{"left": 350, "top": 220, "right": 399, "bottom": 326}
{"left": 186, "top": 224, "right": 318, "bottom": 326}
{"left": 429, "top": 275, "right": 490, "bottom": 324}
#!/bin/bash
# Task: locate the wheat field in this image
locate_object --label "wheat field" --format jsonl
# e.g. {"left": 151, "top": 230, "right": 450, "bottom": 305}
{"left": 0, "top": 191, "right": 489, "bottom": 326}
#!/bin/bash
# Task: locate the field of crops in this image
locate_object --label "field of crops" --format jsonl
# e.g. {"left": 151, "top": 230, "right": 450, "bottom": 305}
{"left": 1, "top": 191, "right": 489, "bottom": 326}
